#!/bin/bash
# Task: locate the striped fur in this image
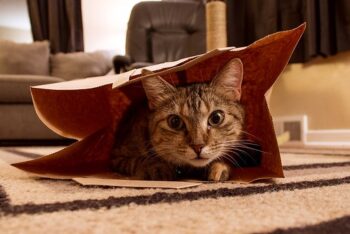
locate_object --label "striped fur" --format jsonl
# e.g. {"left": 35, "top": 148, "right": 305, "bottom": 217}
{"left": 111, "top": 59, "right": 245, "bottom": 181}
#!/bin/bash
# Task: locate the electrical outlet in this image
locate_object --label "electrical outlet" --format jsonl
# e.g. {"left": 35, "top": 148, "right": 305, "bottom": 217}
{"left": 273, "top": 115, "right": 308, "bottom": 145}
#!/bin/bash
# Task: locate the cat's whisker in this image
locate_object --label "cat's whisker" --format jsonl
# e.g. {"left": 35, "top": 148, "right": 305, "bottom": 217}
{"left": 218, "top": 155, "right": 233, "bottom": 167}
{"left": 221, "top": 153, "right": 241, "bottom": 168}
{"left": 235, "top": 144, "right": 270, "bottom": 155}
{"left": 222, "top": 146, "right": 251, "bottom": 162}
{"left": 217, "top": 156, "right": 230, "bottom": 167}
{"left": 231, "top": 149, "right": 257, "bottom": 165}
{"left": 222, "top": 139, "right": 259, "bottom": 145}
{"left": 233, "top": 142, "right": 263, "bottom": 148}
{"left": 236, "top": 147, "right": 266, "bottom": 155}
{"left": 220, "top": 140, "right": 269, "bottom": 155}
{"left": 240, "top": 130, "right": 263, "bottom": 141}
{"left": 226, "top": 144, "right": 264, "bottom": 153}
{"left": 218, "top": 143, "right": 259, "bottom": 164}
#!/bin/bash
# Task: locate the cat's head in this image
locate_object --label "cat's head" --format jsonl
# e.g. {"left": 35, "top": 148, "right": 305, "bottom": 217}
{"left": 142, "top": 58, "right": 244, "bottom": 167}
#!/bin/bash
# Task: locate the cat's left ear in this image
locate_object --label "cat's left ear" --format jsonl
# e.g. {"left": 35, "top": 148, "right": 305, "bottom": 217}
{"left": 211, "top": 58, "right": 243, "bottom": 100}
{"left": 141, "top": 69, "right": 176, "bottom": 110}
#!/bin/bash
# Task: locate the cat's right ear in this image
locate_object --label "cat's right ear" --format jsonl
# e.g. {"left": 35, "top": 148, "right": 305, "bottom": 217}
{"left": 141, "top": 69, "right": 176, "bottom": 110}
{"left": 211, "top": 58, "right": 243, "bottom": 101}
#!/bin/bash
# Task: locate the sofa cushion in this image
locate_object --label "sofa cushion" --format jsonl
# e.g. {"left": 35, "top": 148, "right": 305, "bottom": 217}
{"left": 0, "top": 104, "right": 62, "bottom": 140}
{"left": 51, "top": 51, "right": 113, "bottom": 80}
{"left": 0, "top": 40, "right": 50, "bottom": 75}
{"left": 0, "top": 74, "right": 64, "bottom": 103}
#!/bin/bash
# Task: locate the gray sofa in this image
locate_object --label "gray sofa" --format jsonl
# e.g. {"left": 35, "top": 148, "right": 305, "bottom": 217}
{"left": 0, "top": 74, "right": 65, "bottom": 141}
{"left": 0, "top": 40, "right": 113, "bottom": 143}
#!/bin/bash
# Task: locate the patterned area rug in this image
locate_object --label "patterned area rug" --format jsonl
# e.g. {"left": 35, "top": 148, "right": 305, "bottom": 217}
{"left": 0, "top": 147, "right": 349, "bottom": 234}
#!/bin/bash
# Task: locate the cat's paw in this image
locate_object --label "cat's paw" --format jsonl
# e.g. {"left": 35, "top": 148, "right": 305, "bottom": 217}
{"left": 137, "top": 162, "right": 175, "bottom": 181}
{"left": 208, "top": 162, "right": 230, "bottom": 182}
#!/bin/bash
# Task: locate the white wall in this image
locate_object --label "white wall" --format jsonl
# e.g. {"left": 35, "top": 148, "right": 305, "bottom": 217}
{"left": 82, "top": 0, "right": 159, "bottom": 54}
{"left": 0, "top": 0, "right": 158, "bottom": 51}
{"left": 0, "top": 0, "right": 32, "bottom": 42}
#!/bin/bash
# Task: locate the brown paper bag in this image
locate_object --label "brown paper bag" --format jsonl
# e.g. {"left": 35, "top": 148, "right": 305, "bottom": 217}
{"left": 12, "top": 24, "right": 306, "bottom": 186}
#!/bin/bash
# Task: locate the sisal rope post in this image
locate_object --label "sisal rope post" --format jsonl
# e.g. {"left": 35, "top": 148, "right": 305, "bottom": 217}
{"left": 206, "top": 0, "right": 227, "bottom": 51}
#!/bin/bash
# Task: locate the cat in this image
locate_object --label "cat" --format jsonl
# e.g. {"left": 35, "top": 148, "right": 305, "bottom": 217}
{"left": 111, "top": 58, "right": 244, "bottom": 181}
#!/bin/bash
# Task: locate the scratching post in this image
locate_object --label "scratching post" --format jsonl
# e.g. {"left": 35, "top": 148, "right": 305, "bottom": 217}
{"left": 206, "top": 0, "right": 227, "bottom": 51}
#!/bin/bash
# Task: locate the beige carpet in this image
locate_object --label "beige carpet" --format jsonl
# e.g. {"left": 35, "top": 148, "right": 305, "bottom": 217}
{"left": 0, "top": 147, "right": 349, "bottom": 234}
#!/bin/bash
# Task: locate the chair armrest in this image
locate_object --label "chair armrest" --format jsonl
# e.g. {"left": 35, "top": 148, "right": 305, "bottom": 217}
{"left": 129, "top": 62, "right": 154, "bottom": 70}
{"left": 113, "top": 55, "right": 132, "bottom": 73}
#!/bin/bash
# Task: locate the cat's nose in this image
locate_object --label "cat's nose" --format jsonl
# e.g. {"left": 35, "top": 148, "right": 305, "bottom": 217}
{"left": 190, "top": 144, "right": 204, "bottom": 155}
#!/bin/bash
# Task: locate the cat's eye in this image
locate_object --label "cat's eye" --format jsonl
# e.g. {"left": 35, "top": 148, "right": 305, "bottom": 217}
{"left": 208, "top": 110, "right": 225, "bottom": 126}
{"left": 167, "top": 115, "right": 184, "bottom": 130}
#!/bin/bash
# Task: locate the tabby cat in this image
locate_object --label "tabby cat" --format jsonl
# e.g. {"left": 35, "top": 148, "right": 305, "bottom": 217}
{"left": 111, "top": 58, "right": 244, "bottom": 181}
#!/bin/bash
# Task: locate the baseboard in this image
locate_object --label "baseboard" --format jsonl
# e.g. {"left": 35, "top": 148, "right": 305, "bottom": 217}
{"left": 306, "top": 130, "right": 350, "bottom": 147}
{"left": 279, "top": 145, "right": 350, "bottom": 155}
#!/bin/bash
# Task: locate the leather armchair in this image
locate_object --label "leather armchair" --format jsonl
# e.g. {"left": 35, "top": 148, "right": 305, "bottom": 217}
{"left": 113, "top": 1, "right": 206, "bottom": 73}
